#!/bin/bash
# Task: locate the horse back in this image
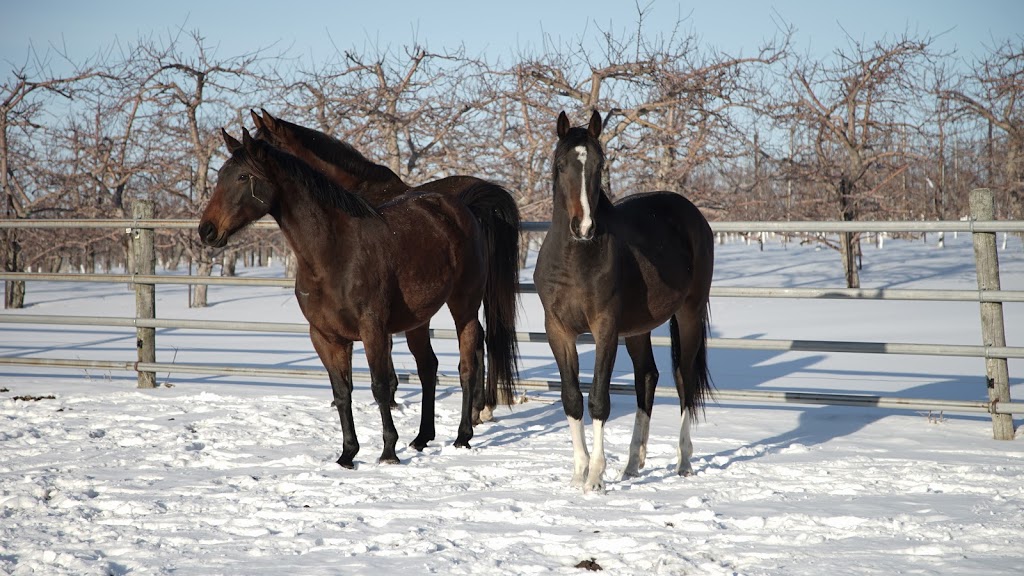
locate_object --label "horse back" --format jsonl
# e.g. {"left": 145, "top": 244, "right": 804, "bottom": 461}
{"left": 378, "top": 192, "right": 484, "bottom": 305}
{"left": 412, "top": 175, "right": 485, "bottom": 197}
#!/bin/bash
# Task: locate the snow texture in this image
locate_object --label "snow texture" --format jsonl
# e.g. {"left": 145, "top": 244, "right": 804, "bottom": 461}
{"left": 2, "top": 233, "right": 1023, "bottom": 575}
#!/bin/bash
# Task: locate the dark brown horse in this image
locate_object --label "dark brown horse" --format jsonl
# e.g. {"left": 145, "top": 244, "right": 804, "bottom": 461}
{"left": 250, "top": 108, "right": 519, "bottom": 421}
{"left": 534, "top": 111, "right": 715, "bottom": 493}
{"left": 199, "top": 128, "right": 520, "bottom": 468}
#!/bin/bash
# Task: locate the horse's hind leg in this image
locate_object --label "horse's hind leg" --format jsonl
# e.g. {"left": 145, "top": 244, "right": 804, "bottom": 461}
{"left": 386, "top": 336, "right": 400, "bottom": 409}
{"left": 621, "top": 333, "right": 658, "bottom": 479}
{"left": 405, "top": 325, "right": 438, "bottom": 451}
{"left": 309, "top": 329, "right": 360, "bottom": 468}
{"left": 452, "top": 316, "right": 483, "bottom": 448}
{"left": 362, "top": 325, "right": 402, "bottom": 464}
{"left": 670, "top": 308, "right": 704, "bottom": 476}
{"left": 472, "top": 339, "right": 490, "bottom": 425}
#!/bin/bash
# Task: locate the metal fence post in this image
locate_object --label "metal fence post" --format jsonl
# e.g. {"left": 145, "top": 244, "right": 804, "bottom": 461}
{"left": 131, "top": 201, "right": 156, "bottom": 388}
{"left": 970, "top": 188, "right": 1014, "bottom": 440}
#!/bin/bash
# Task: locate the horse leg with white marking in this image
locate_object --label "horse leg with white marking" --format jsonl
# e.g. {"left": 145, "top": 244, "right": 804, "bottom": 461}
{"left": 545, "top": 317, "right": 589, "bottom": 487}
{"left": 670, "top": 308, "right": 711, "bottom": 476}
{"left": 622, "top": 333, "right": 658, "bottom": 479}
{"left": 584, "top": 321, "right": 620, "bottom": 493}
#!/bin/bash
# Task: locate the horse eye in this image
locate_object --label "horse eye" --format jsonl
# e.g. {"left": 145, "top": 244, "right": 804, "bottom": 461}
{"left": 236, "top": 173, "right": 249, "bottom": 182}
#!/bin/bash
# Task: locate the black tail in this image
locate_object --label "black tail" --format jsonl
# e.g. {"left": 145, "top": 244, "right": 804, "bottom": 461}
{"left": 460, "top": 181, "right": 521, "bottom": 407}
{"left": 670, "top": 306, "right": 714, "bottom": 420}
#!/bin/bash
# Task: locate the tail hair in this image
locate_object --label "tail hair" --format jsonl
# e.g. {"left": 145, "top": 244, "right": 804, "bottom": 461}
{"left": 460, "top": 181, "right": 521, "bottom": 406}
{"left": 670, "top": 305, "right": 714, "bottom": 420}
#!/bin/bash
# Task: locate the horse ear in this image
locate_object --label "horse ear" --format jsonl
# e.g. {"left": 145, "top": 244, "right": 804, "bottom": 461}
{"left": 557, "top": 111, "right": 570, "bottom": 138}
{"left": 250, "top": 109, "right": 264, "bottom": 131}
{"left": 588, "top": 110, "right": 602, "bottom": 139}
{"left": 222, "top": 128, "right": 242, "bottom": 152}
{"left": 241, "top": 127, "right": 266, "bottom": 161}
{"left": 261, "top": 108, "right": 278, "bottom": 130}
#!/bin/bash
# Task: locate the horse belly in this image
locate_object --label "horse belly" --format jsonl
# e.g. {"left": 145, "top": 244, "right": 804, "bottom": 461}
{"left": 617, "top": 268, "right": 688, "bottom": 336}
{"left": 387, "top": 257, "right": 456, "bottom": 332}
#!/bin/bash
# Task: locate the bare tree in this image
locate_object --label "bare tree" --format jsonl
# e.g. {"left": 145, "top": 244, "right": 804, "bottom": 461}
{"left": 137, "top": 29, "right": 271, "bottom": 306}
{"left": 512, "top": 7, "right": 789, "bottom": 219}
{"left": 2, "top": 50, "right": 105, "bottom": 307}
{"left": 942, "top": 37, "right": 1024, "bottom": 222}
{"left": 779, "top": 32, "right": 937, "bottom": 287}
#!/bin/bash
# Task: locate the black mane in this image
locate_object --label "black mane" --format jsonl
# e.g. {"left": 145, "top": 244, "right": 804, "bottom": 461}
{"left": 243, "top": 140, "right": 380, "bottom": 219}
{"left": 280, "top": 119, "right": 402, "bottom": 185}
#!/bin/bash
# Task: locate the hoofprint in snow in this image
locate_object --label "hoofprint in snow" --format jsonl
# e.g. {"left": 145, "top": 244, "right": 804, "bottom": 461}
{"left": 2, "top": 234, "right": 1023, "bottom": 575}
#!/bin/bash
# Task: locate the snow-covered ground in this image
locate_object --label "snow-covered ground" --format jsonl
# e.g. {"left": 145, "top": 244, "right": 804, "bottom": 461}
{"left": 2, "top": 233, "right": 1023, "bottom": 575}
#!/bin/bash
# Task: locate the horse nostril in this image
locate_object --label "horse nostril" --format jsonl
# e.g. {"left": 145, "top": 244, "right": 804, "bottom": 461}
{"left": 570, "top": 217, "right": 581, "bottom": 237}
{"left": 198, "top": 221, "right": 217, "bottom": 244}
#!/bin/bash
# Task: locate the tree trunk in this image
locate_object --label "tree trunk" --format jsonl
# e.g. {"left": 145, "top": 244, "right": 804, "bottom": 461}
{"left": 191, "top": 246, "right": 213, "bottom": 307}
{"left": 285, "top": 249, "right": 298, "bottom": 279}
{"left": 221, "top": 249, "right": 237, "bottom": 276}
{"left": 838, "top": 177, "right": 861, "bottom": 288}
{"left": 3, "top": 230, "right": 25, "bottom": 309}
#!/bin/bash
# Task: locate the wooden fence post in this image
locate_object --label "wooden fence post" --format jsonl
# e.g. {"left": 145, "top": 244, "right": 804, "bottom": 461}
{"left": 969, "top": 188, "right": 1014, "bottom": 440}
{"left": 131, "top": 200, "right": 156, "bottom": 388}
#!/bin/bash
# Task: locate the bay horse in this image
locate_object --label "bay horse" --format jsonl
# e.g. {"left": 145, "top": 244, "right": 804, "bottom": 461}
{"left": 533, "top": 110, "right": 714, "bottom": 493}
{"left": 199, "top": 128, "right": 520, "bottom": 468}
{"left": 249, "top": 108, "right": 519, "bottom": 421}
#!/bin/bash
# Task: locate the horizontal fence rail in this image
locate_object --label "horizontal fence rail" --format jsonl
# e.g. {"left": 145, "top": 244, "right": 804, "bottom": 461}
{"left": 5, "top": 218, "right": 1024, "bottom": 234}
{"left": 2, "top": 314, "right": 1023, "bottom": 361}
{"left": 2, "top": 357, "right": 1022, "bottom": 416}
{"left": 0, "top": 207, "right": 1019, "bottom": 436}
{"left": 2, "top": 273, "right": 1024, "bottom": 304}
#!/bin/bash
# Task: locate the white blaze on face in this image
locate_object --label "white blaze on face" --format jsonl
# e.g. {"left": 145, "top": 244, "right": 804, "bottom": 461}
{"left": 573, "top": 145, "right": 593, "bottom": 237}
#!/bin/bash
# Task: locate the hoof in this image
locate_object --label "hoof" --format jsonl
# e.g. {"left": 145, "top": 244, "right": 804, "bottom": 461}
{"left": 378, "top": 455, "right": 401, "bottom": 465}
{"left": 453, "top": 439, "right": 472, "bottom": 449}
{"left": 620, "top": 467, "right": 641, "bottom": 480}
{"left": 409, "top": 437, "right": 431, "bottom": 451}
{"left": 336, "top": 457, "right": 355, "bottom": 469}
{"left": 677, "top": 463, "right": 694, "bottom": 477}
{"left": 479, "top": 405, "right": 494, "bottom": 423}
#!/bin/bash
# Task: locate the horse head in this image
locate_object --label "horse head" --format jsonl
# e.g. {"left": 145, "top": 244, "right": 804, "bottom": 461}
{"left": 198, "top": 127, "right": 277, "bottom": 248}
{"left": 553, "top": 110, "right": 605, "bottom": 241}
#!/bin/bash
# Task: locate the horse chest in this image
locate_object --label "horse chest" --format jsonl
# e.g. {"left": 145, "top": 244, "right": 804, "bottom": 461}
{"left": 536, "top": 248, "right": 621, "bottom": 333}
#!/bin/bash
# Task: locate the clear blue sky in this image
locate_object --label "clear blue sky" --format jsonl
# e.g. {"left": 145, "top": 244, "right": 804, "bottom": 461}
{"left": 3, "top": 0, "right": 1022, "bottom": 77}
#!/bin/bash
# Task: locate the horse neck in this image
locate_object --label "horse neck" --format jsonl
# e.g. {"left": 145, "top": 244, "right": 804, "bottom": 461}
{"left": 359, "top": 177, "right": 409, "bottom": 206}
{"left": 285, "top": 129, "right": 410, "bottom": 205}
{"left": 270, "top": 175, "right": 364, "bottom": 267}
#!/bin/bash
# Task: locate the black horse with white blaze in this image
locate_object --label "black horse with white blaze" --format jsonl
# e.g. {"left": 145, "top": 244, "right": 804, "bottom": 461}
{"left": 534, "top": 110, "right": 715, "bottom": 493}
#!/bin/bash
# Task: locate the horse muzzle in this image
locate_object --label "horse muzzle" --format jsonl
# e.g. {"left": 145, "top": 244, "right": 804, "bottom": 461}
{"left": 569, "top": 216, "right": 595, "bottom": 241}
{"left": 198, "top": 220, "right": 227, "bottom": 248}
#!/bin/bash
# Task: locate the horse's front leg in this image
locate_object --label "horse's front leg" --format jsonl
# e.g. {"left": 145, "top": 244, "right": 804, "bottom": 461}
{"left": 362, "top": 326, "right": 401, "bottom": 464}
{"left": 585, "top": 318, "right": 620, "bottom": 494}
{"left": 309, "top": 328, "right": 359, "bottom": 468}
{"left": 545, "top": 317, "right": 587, "bottom": 488}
